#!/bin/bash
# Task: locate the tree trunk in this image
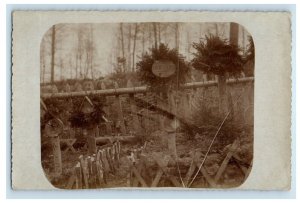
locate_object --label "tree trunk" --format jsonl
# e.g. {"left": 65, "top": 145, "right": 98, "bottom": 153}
{"left": 50, "top": 25, "right": 56, "bottom": 83}
{"left": 120, "top": 23, "right": 125, "bottom": 72}
{"left": 142, "top": 26, "right": 145, "bottom": 53}
{"left": 218, "top": 75, "right": 228, "bottom": 116}
{"left": 127, "top": 24, "right": 132, "bottom": 72}
{"left": 175, "top": 23, "right": 179, "bottom": 50}
{"left": 215, "top": 23, "right": 219, "bottom": 36}
{"left": 153, "top": 23, "right": 158, "bottom": 49}
{"left": 230, "top": 22, "right": 239, "bottom": 46}
{"left": 90, "top": 24, "right": 94, "bottom": 79}
{"left": 158, "top": 23, "right": 161, "bottom": 44}
{"left": 60, "top": 59, "right": 63, "bottom": 80}
{"left": 217, "top": 22, "right": 239, "bottom": 116}
{"left": 132, "top": 23, "right": 138, "bottom": 72}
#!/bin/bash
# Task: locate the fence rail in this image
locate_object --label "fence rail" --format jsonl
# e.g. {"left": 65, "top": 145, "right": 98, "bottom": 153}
{"left": 41, "top": 77, "right": 254, "bottom": 99}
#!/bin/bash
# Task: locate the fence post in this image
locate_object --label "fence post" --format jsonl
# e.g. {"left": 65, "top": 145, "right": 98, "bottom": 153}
{"left": 115, "top": 95, "right": 126, "bottom": 134}
{"left": 75, "top": 162, "right": 82, "bottom": 189}
{"left": 127, "top": 81, "right": 142, "bottom": 135}
{"left": 87, "top": 127, "right": 97, "bottom": 154}
{"left": 50, "top": 133, "right": 62, "bottom": 177}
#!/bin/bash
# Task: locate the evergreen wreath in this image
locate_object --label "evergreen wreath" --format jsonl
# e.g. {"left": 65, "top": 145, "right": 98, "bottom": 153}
{"left": 191, "top": 35, "right": 244, "bottom": 76}
{"left": 136, "top": 43, "right": 189, "bottom": 92}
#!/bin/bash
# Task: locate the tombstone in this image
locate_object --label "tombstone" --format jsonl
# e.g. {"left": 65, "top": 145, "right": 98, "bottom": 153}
{"left": 114, "top": 81, "right": 119, "bottom": 89}
{"left": 64, "top": 83, "right": 71, "bottom": 92}
{"left": 83, "top": 80, "right": 94, "bottom": 91}
{"left": 74, "top": 82, "right": 83, "bottom": 92}
{"left": 51, "top": 84, "right": 58, "bottom": 93}
{"left": 101, "top": 82, "right": 106, "bottom": 90}
{"left": 126, "top": 79, "right": 133, "bottom": 88}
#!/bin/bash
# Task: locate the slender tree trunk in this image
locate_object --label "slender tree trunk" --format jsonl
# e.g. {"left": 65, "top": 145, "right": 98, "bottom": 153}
{"left": 132, "top": 23, "right": 138, "bottom": 72}
{"left": 69, "top": 57, "right": 73, "bottom": 79}
{"left": 186, "top": 31, "right": 190, "bottom": 60}
{"left": 215, "top": 23, "right": 219, "bottom": 36}
{"left": 142, "top": 26, "right": 145, "bottom": 53}
{"left": 175, "top": 23, "right": 179, "bottom": 50}
{"left": 218, "top": 22, "right": 239, "bottom": 116}
{"left": 60, "top": 59, "right": 63, "bottom": 81}
{"left": 230, "top": 22, "right": 239, "bottom": 46}
{"left": 90, "top": 24, "right": 94, "bottom": 79}
{"left": 50, "top": 25, "right": 56, "bottom": 83}
{"left": 218, "top": 74, "right": 228, "bottom": 116}
{"left": 153, "top": 23, "right": 158, "bottom": 49}
{"left": 120, "top": 23, "right": 125, "bottom": 72}
{"left": 149, "top": 24, "right": 153, "bottom": 48}
{"left": 127, "top": 24, "right": 132, "bottom": 72}
{"left": 158, "top": 23, "right": 161, "bottom": 44}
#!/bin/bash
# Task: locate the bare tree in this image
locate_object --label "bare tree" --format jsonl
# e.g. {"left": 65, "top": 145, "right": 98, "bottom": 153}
{"left": 175, "top": 23, "right": 179, "bottom": 50}
{"left": 127, "top": 24, "right": 132, "bottom": 72}
{"left": 50, "top": 25, "right": 56, "bottom": 83}
{"left": 132, "top": 23, "right": 139, "bottom": 71}
{"left": 153, "top": 23, "right": 158, "bottom": 49}
{"left": 120, "top": 23, "right": 125, "bottom": 72}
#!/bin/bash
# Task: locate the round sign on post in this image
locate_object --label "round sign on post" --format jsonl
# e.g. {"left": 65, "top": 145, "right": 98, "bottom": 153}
{"left": 152, "top": 60, "right": 176, "bottom": 78}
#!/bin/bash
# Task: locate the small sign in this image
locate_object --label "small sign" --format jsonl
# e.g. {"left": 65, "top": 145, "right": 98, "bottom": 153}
{"left": 152, "top": 60, "right": 176, "bottom": 78}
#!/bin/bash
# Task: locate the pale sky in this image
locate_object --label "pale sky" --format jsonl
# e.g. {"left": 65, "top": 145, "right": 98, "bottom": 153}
{"left": 40, "top": 22, "right": 251, "bottom": 83}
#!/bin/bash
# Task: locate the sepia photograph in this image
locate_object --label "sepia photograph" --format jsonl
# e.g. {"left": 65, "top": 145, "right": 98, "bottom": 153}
{"left": 39, "top": 22, "right": 254, "bottom": 189}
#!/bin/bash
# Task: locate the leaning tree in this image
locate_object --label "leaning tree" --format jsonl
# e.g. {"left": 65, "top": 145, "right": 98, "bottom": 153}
{"left": 191, "top": 34, "right": 244, "bottom": 116}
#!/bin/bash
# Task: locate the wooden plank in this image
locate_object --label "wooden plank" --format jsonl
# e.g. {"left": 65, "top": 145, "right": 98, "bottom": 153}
{"left": 214, "top": 140, "right": 239, "bottom": 183}
{"left": 98, "top": 150, "right": 107, "bottom": 184}
{"left": 127, "top": 167, "right": 133, "bottom": 187}
{"left": 61, "top": 138, "right": 76, "bottom": 153}
{"left": 66, "top": 173, "right": 76, "bottom": 189}
{"left": 106, "top": 147, "right": 116, "bottom": 173}
{"left": 184, "top": 150, "right": 202, "bottom": 185}
{"left": 79, "top": 155, "right": 89, "bottom": 189}
{"left": 96, "top": 150, "right": 104, "bottom": 185}
{"left": 91, "top": 158, "right": 98, "bottom": 187}
{"left": 101, "top": 149, "right": 111, "bottom": 173}
{"left": 75, "top": 162, "right": 82, "bottom": 189}
{"left": 197, "top": 164, "right": 217, "bottom": 188}
{"left": 184, "top": 160, "right": 196, "bottom": 186}
{"left": 151, "top": 169, "right": 164, "bottom": 187}
{"left": 153, "top": 155, "right": 181, "bottom": 187}
{"left": 131, "top": 165, "right": 148, "bottom": 187}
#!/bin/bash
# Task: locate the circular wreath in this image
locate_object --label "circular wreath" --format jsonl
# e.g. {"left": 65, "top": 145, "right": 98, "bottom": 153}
{"left": 136, "top": 43, "right": 189, "bottom": 92}
{"left": 191, "top": 35, "right": 244, "bottom": 76}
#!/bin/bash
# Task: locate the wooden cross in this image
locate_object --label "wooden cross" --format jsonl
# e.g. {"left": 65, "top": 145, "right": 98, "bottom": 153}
{"left": 214, "top": 139, "right": 239, "bottom": 183}
{"left": 60, "top": 138, "right": 76, "bottom": 153}
{"left": 152, "top": 154, "right": 182, "bottom": 187}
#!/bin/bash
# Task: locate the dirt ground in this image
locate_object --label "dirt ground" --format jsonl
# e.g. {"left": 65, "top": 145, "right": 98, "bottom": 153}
{"left": 42, "top": 122, "right": 253, "bottom": 189}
